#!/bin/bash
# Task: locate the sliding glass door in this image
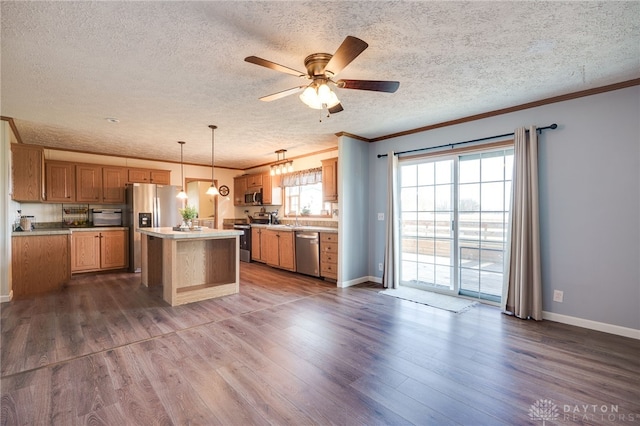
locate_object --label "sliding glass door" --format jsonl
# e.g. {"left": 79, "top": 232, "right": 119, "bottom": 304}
{"left": 399, "top": 147, "right": 513, "bottom": 302}
{"left": 400, "top": 158, "right": 456, "bottom": 292}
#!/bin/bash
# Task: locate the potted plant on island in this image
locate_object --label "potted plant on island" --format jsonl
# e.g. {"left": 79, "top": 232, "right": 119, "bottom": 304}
{"left": 179, "top": 205, "right": 198, "bottom": 229}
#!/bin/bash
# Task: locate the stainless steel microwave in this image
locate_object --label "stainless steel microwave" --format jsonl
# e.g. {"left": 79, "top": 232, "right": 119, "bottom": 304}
{"left": 244, "top": 190, "right": 262, "bottom": 205}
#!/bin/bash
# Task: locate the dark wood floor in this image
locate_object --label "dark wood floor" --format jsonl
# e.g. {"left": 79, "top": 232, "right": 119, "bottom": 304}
{"left": 2, "top": 262, "right": 639, "bottom": 425}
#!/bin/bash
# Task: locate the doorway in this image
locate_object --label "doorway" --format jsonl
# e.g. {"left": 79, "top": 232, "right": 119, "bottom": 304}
{"left": 398, "top": 147, "right": 513, "bottom": 302}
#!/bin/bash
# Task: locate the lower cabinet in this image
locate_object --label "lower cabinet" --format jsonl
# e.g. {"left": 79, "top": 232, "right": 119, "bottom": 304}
{"left": 71, "top": 229, "right": 128, "bottom": 273}
{"left": 261, "top": 229, "right": 295, "bottom": 271}
{"left": 12, "top": 234, "right": 71, "bottom": 297}
{"left": 320, "top": 232, "right": 338, "bottom": 280}
{"left": 251, "top": 227, "right": 263, "bottom": 262}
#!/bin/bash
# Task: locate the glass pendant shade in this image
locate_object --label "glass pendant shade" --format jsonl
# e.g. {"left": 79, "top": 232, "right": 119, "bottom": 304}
{"left": 299, "top": 83, "right": 340, "bottom": 110}
{"left": 206, "top": 185, "right": 219, "bottom": 196}
{"left": 270, "top": 149, "right": 293, "bottom": 175}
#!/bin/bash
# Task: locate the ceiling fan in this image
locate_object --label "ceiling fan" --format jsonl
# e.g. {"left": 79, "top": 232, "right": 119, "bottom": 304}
{"left": 245, "top": 36, "right": 399, "bottom": 114}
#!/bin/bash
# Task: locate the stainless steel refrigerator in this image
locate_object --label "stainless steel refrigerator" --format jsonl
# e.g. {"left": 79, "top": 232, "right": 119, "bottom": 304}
{"left": 125, "top": 183, "right": 183, "bottom": 272}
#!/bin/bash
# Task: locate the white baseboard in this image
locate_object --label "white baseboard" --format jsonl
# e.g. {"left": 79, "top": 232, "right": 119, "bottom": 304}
{"left": 0, "top": 290, "right": 13, "bottom": 303}
{"left": 543, "top": 311, "right": 640, "bottom": 340}
{"left": 337, "top": 275, "right": 382, "bottom": 288}
{"left": 338, "top": 276, "right": 372, "bottom": 288}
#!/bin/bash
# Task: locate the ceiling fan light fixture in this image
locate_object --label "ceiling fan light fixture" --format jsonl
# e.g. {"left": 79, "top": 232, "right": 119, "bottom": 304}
{"left": 299, "top": 82, "right": 340, "bottom": 110}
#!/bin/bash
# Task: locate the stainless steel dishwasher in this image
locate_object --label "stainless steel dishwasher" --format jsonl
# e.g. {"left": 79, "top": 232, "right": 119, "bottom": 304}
{"left": 295, "top": 231, "right": 320, "bottom": 277}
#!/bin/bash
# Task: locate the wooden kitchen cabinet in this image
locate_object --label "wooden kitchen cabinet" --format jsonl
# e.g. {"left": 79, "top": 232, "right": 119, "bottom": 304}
{"left": 320, "top": 232, "right": 338, "bottom": 280}
{"left": 247, "top": 173, "right": 263, "bottom": 188}
{"left": 11, "top": 143, "right": 44, "bottom": 201}
{"left": 150, "top": 170, "right": 171, "bottom": 185}
{"left": 71, "top": 229, "right": 128, "bottom": 273}
{"left": 322, "top": 157, "right": 338, "bottom": 202}
{"left": 76, "top": 164, "right": 103, "bottom": 202}
{"left": 12, "top": 234, "right": 71, "bottom": 297}
{"left": 102, "top": 166, "right": 127, "bottom": 203}
{"left": 261, "top": 172, "right": 282, "bottom": 206}
{"left": 251, "top": 227, "right": 263, "bottom": 262}
{"left": 234, "top": 176, "right": 247, "bottom": 206}
{"left": 100, "top": 230, "right": 128, "bottom": 269}
{"left": 71, "top": 231, "right": 101, "bottom": 272}
{"left": 261, "top": 229, "right": 295, "bottom": 271}
{"left": 127, "top": 168, "right": 171, "bottom": 185}
{"left": 45, "top": 161, "right": 75, "bottom": 202}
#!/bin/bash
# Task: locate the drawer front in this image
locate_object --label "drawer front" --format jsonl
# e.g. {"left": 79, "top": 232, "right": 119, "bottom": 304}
{"left": 320, "top": 263, "right": 337, "bottom": 278}
{"left": 320, "top": 233, "right": 338, "bottom": 243}
{"left": 321, "top": 252, "right": 337, "bottom": 264}
{"left": 321, "top": 243, "right": 338, "bottom": 253}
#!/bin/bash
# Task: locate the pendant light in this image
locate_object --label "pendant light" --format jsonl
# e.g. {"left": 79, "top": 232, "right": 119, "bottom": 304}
{"left": 206, "top": 125, "right": 219, "bottom": 196}
{"left": 270, "top": 149, "right": 294, "bottom": 176}
{"left": 176, "top": 141, "right": 188, "bottom": 199}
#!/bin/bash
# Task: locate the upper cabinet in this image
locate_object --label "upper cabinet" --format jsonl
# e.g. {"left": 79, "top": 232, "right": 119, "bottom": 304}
{"left": 45, "top": 161, "right": 75, "bottom": 202}
{"left": 127, "top": 168, "right": 171, "bottom": 185}
{"left": 261, "top": 172, "right": 282, "bottom": 206}
{"left": 11, "top": 143, "right": 44, "bottom": 202}
{"left": 45, "top": 162, "right": 126, "bottom": 204}
{"left": 247, "top": 173, "right": 262, "bottom": 188}
{"left": 322, "top": 157, "right": 338, "bottom": 202}
{"left": 76, "top": 164, "right": 103, "bottom": 203}
{"left": 102, "top": 166, "right": 127, "bottom": 203}
{"left": 234, "top": 172, "right": 282, "bottom": 206}
{"left": 233, "top": 176, "right": 247, "bottom": 206}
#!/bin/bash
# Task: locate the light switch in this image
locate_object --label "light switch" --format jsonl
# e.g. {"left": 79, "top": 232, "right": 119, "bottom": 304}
{"left": 378, "top": 213, "right": 384, "bottom": 221}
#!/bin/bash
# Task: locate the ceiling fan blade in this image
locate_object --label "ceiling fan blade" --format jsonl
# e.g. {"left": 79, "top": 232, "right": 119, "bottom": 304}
{"left": 324, "top": 36, "right": 368, "bottom": 76}
{"left": 259, "top": 86, "right": 306, "bottom": 102}
{"left": 328, "top": 103, "right": 344, "bottom": 114}
{"left": 336, "top": 79, "right": 400, "bottom": 93}
{"left": 245, "top": 56, "right": 307, "bottom": 78}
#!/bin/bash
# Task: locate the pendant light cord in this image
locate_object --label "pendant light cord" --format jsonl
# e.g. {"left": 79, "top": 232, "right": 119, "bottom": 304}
{"left": 209, "top": 125, "right": 217, "bottom": 182}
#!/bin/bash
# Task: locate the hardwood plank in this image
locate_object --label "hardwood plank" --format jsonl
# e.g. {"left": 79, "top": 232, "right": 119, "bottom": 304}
{"left": 1, "top": 262, "right": 639, "bottom": 425}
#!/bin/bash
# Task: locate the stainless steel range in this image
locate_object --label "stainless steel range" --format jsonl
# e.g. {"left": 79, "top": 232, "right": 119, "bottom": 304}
{"left": 234, "top": 224, "right": 252, "bottom": 263}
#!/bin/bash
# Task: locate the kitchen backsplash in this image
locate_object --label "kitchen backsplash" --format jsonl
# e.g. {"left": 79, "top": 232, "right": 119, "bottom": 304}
{"left": 16, "top": 202, "right": 125, "bottom": 225}
{"left": 278, "top": 218, "right": 338, "bottom": 228}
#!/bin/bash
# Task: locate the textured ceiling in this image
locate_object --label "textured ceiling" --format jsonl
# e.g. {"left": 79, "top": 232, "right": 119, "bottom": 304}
{"left": 2, "top": 1, "right": 639, "bottom": 169}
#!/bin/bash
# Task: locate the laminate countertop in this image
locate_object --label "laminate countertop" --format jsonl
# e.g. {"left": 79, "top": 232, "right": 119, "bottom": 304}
{"left": 137, "top": 227, "right": 243, "bottom": 240}
{"left": 250, "top": 224, "right": 338, "bottom": 233}
{"left": 12, "top": 226, "right": 129, "bottom": 237}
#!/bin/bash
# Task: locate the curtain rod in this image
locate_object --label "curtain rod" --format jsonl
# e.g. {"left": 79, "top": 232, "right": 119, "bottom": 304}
{"left": 377, "top": 124, "right": 558, "bottom": 158}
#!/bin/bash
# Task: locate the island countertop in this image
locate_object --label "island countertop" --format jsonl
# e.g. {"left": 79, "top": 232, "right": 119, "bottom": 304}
{"left": 137, "top": 227, "right": 243, "bottom": 239}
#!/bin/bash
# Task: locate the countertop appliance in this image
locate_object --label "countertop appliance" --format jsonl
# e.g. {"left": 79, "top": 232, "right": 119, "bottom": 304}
{"left": 295, "top": 231, "right": 320, "bottom": 277}
{"left": 126, "top": 183, "right": 183, "bottom": 272}
{"left": 92, "top": 209, "right": 122, "bottom": 227}
{"left": 251, "top": 211, "right": 271, "bottom": 224}
{"left": 234, "top": 224, "right": 252, "bottom": 263}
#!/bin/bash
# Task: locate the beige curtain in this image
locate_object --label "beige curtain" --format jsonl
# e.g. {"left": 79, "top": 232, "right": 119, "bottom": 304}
{"left": 281, "top": 167, "right": 322, "bottom": 187}
{"left": 383, "top": 151, "right": 400, "bottom": 289}
{"left": 502, "top": 126, "right": 542, "bottom": 320}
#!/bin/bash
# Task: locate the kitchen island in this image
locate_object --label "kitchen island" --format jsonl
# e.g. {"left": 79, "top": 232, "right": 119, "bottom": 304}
{"left": 137, "top": 227, "right": 243, "bottom": 306}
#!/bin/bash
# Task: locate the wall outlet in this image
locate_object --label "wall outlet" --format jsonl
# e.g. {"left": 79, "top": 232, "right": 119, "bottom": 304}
{"left": 553, "top": 290, "right": 564, "bottom": 303}
{"left": 378, "top": 262, "right": 383, "bottom": 271}
{"left": 378, "top": 213, "right": 384, "bottom": 221}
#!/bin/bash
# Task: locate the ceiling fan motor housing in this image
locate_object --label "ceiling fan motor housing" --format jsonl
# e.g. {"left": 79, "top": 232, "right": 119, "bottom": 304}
{"left": 304, "top": 53, "right": 334, "bottom": 78}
